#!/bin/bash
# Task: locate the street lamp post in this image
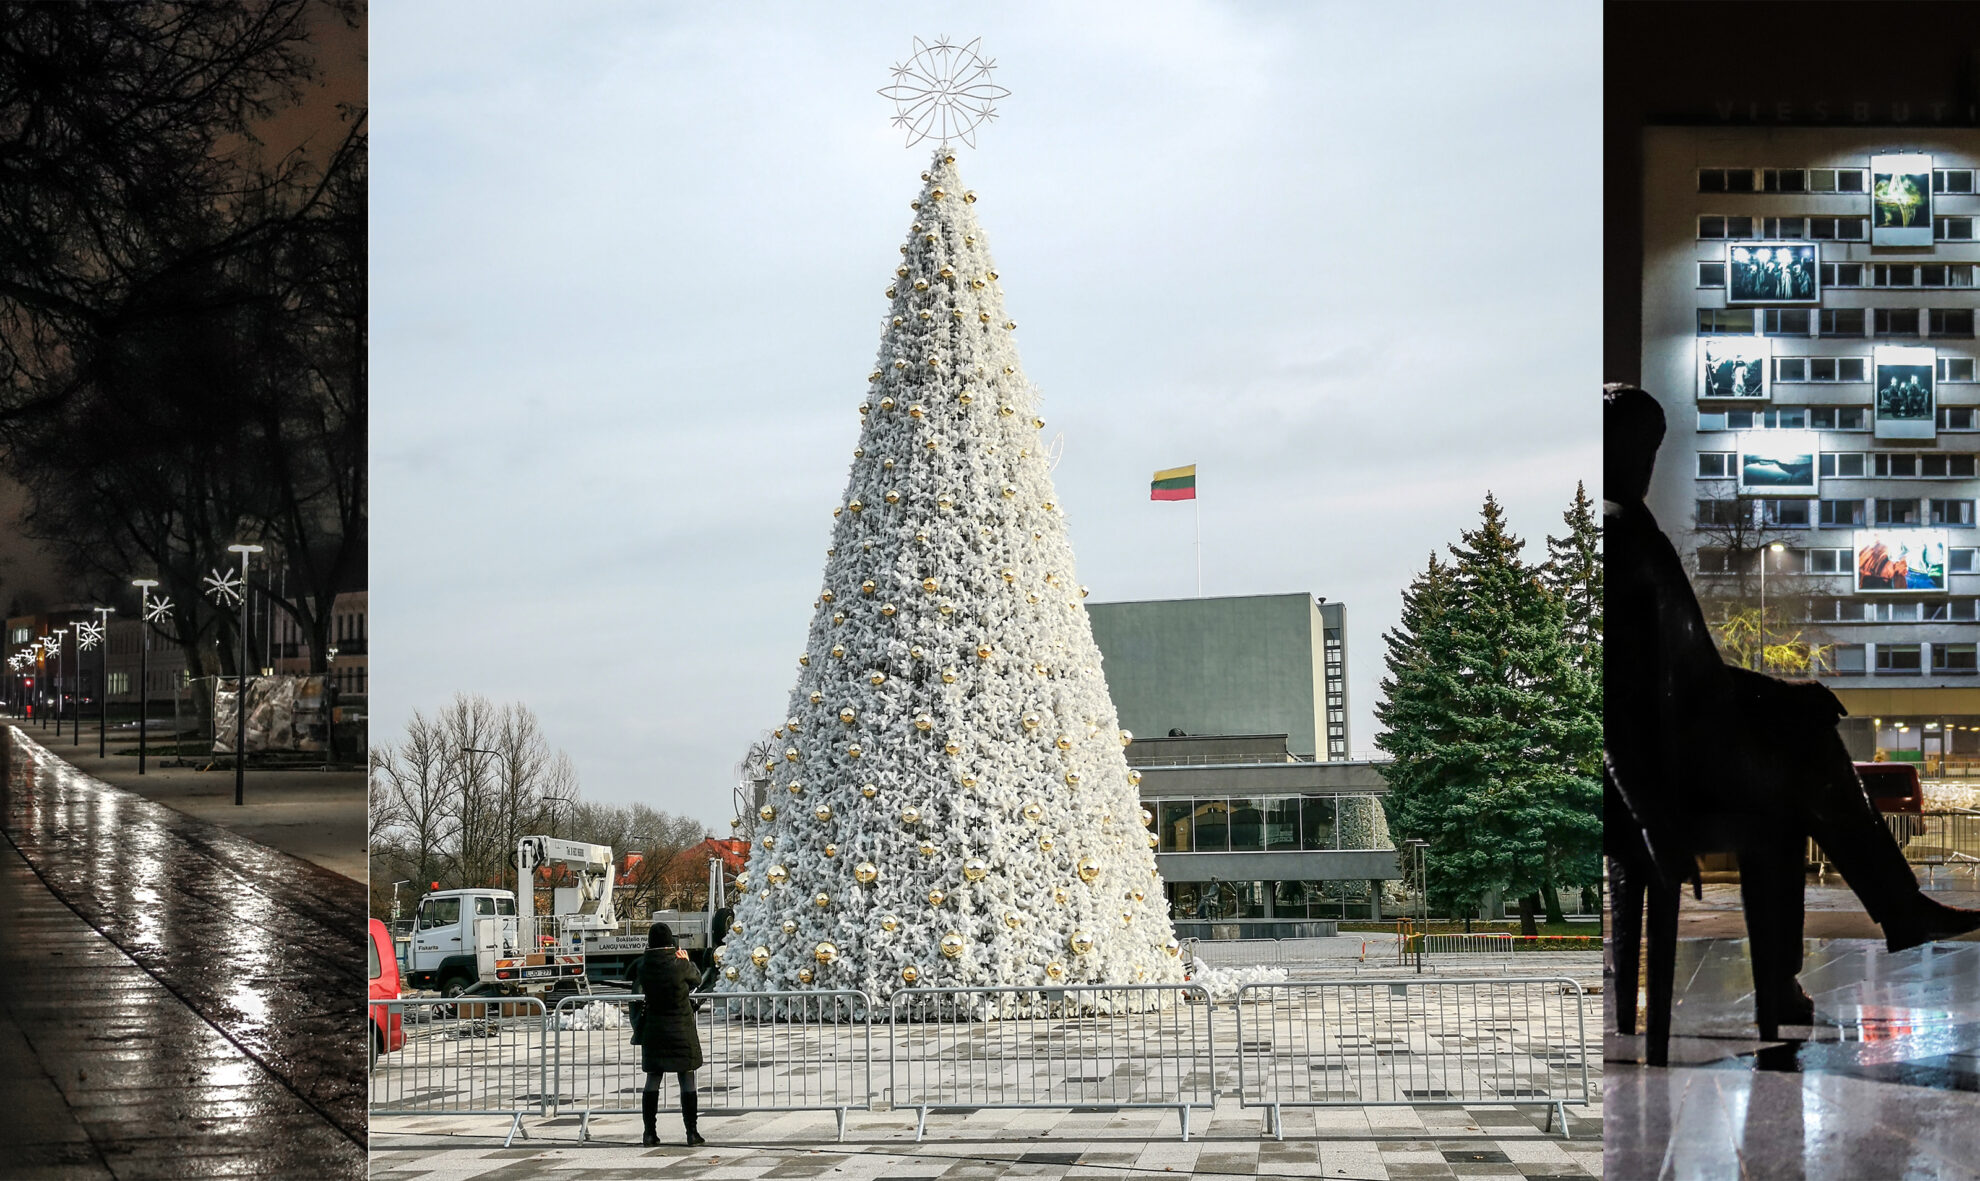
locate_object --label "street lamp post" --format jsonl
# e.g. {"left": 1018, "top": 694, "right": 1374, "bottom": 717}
{"left": 1406, "top": 838, "right": 1430, "bottom": 974}
{"left": 1758, "top": 541, "right": 1785, "bottom": 671}
{"left": 91, "top": 606, "right": 115, "bottom": 758}
{"left": 131, "top": 580, "right": 162, "bottom": 775}
{"left": 48, "top": 629, "right": 68, "bottom": 740}
{"left": 226, "top": 543, "right": 264, "bottom": 805}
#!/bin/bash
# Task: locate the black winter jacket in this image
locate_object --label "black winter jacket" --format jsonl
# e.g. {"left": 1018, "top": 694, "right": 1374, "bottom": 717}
{"left": 638, "top": 950, "right": 704, "bottom": 1074}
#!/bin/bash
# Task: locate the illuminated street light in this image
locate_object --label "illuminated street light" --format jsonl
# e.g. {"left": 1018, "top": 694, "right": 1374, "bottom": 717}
{"left": 90, "top": 606, "right": 116, "bottom": 757}
{"left": 132, "top": 580, "right": 160, "bottom": 775}
{"left": 1759, "top": 540, "right": 1786, "bottom": 671}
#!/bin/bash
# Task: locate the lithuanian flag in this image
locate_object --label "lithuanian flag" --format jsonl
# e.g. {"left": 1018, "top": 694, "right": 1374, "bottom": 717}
{"left": 1150, "top": 464, "right": 1197, "bottom": 502}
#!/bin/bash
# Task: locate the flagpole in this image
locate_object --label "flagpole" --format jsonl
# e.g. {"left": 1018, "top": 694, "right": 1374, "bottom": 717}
{"left": 1194, "top": 495, "right": 1202, "bottom": 597}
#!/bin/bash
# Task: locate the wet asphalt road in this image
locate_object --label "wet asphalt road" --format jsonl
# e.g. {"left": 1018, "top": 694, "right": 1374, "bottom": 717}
{"left": 1, "top": 725, "right": 366, "bottom": 1173}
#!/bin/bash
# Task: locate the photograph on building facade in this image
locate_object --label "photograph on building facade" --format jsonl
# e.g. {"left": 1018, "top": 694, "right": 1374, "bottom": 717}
{"left": 1735, "top": 431, "right": 1819, "bottom": 494}
{"left": 1726, "top": 242, "right": 1819, "bottom": 303}
{"left": 1875, "top": 345, "right": 1938, "bottom": 439}
{"left": 1855, "top": 528, "right": 1950, "bottom": 591}
{"left": 1873, "top": 153, "right": 1935, "bottom": 246}
{"left": 1698, "top": 335, "right": 1769, "bottom": 399}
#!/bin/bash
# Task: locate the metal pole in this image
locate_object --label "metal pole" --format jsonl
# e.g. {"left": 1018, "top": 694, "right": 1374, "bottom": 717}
{"left": 232, "top": 547, "right": 259, "bottom": 805}
{"left": 136, "top": 587, "right": 149, "bottom": 775}
{"left": 69, "top": 634, "right": 78, "bottom": 747}
{"left": 95, "top": 606, "right": 114, "bottom": 759}
{"left": 1758, "top": 547, "right": 1767, "bottom": 671}
{"left": 1193, "top": 496, "right": 1202, "bottom": 598}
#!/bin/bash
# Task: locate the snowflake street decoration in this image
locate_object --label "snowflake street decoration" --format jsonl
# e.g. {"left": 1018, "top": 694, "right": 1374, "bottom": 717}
{"left": 75, "top": 622, "right": 103, "bottom": 651}
{"left": 203, "top": 568, "right": 243, "bottom": 608}
{"left": 144, "top": 595, "right": 175, "bottom": 624}
{"left": 878, "top": 36, "right": 1009, "bottom": 148}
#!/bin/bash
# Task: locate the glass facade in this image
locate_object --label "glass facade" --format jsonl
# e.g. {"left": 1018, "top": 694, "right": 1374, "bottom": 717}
{"left": 1147, "top": 794, "right": 1385, "bottom": 852}
{"left": 1167, "top": 877, "right": 1373, "bottom": 921}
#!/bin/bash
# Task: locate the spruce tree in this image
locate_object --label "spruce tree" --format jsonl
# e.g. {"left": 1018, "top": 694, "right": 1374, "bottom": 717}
{"left": 717, "top": 150, "right": 1181, "bottom": 1000}
{"left": 1539, "top": 483, "right": 1603, "bottom": 922}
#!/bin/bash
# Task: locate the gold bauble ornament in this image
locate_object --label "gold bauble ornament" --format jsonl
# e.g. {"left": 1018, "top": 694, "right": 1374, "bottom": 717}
{"left": 813, "top": 891, "right": 831, "bottom": 908}
{"left": 901, "top": 964, "right": 920, "bottom": 984}
{"left": 760, "top": 835, "right": 776, "bottom": 850}
{"left": 1121, "top": 910, "right": 1134, "bottom": 925}
{"left": 901, "top": 805, "right": 921, "bottom": 824}
{"left": 799, "top": 652, "right": 810, "bottom": 666}
{"left": 1070, "top": 931, "right": 1093, "bottom": 955}
{"left": 988, "top": 270, "right": 999, "bottom": 281}
{"left": 1002, "top": 486, "right": 1018, "bottom": 499}
{"left": 883, "top": 490, "right": 901, "bottom": 505}
{"left": 1132, "top": 889, "right": 1146, "bottom": 903}
{"left": 831, "top": 612, "right": 845, "bottom": 626}
{"left": 914, "top": 713, "right": 933, "bottom": 731}
{"left": 880, "top": 604, "right": 897, "bottom": 618}
{"left": 937, "top": 496, "right": 954, "bottom": 511}
{"left": 823, "top": 843, "right": 839, "bottom": 860}
{"left": 998, "top": 404, "right": 1014, "bottom": 418}
{"left": 960, "top": 775, "right": 976, "bottom": 789}
{"left": 958, "top": 391, "right": 973, "bottom": 404}
{"left": 963, "top": 857, "right": 988, "bottom": 882}
{"left": 814, "top": 942, "right": 837, "bottom": 965}
{"left": 1055, "top": 735, "right": 1072, "bottom": 751}
{"left": 839, "top": 707, "right": 857, "bottom": 724}
{"left": 1065, "top": 772, "right": 1081, "bottom": 787}
{"left": 751, "top": 945, "right": 770, "bottom": 967}
{"left": 1127, "top": 769, "right": 1143, "bottom": 786}
{"left": 917, "top": 310, "right": 931, "bottom": 322}
{"left": 1139, "top": 806, "right": 1153, "bottom": 826}
{"left": 920, "top": 577, "right": 939, "bottom": 594}
{"left": 880, "top": 395, "right": 897, "bottom": 411}
{"left": 766, "top": 865, "right": 789, "bottom": 886}
{"left": 880, "top": 914, "right": 899, "bottom": 932}
{"left": 831, "top": 645, "right": 846, "bottom": 659}
{"left": 918, "top": 840, "right": 937, "bottom": 858}
{"left": 1004, "top": 911, "right": 1023, "bottom": 929}
{"left": 938, "top": 601, "right": 955, "bottom": 615}
{"left": 964, "top": 190, "right": 977, "bottom": 203}
{"left": 1077, "top": 858, "right": 1100, "bottom": 883}
{"left": 730, "top": 816, "right": 743, "bottom": 829}
{"left": 913, "top": 279, "right": 928, "bottom": 292}
{"left": 941, "top": 932, "right": 966, "bottom": 958}
{"left": 1045, "top": 961, "right": 1064, "bottom": 979}
{"left": 910, "top": 646, "right": 927, "bottom": 660}
{"left": 937, "top": 265, "right": 954, "bottom": 278}
{"left": 869, "top": 671, "right": 886, "bottom": 685}
{"left": 758, "top": 804, "right": 777, "bottom": 823}
{"left": 861, "top": 783, "right": 878, "bottom": 799}
{"left": 1022, "top": 713, "right": 1041, "bottom": 730}
{"left": 860, "top": 579, "right": 876, "bottom": 595}
{"left": 1164, "top": 939, "right": 1181, "bottom": 957}
{"left": 781, "top": 918, "right": 798, "bottom": 935}
{"left": 798, "top": 967, "right": 814, "bottom": 984}
{"left": 971, "top": 278, "right": 985, "bottom": 290}
{"left": 941, "top": 669, "right": 958, "bottom": 684}
{"left": 848, "top": 499, "right": 863, "bottom": 513}
{"left": 908, "top": 404, "right": 925, "bottom": 419}
{"left": 1080, "top": 586, "right": 1091, "bottom": 598}
{"left": 928, "top": 888, "right": 946, "bottom": 907}
{"left": 1148, "top": 834, "right": 1160, "bottom": 848}
{"left": 975, "top": 645, "right": 993, "bottom": 660}
{"left": 730, "top": 919, "right": 745, "bottom": 935}
{"left": 809, "top": 691, "right": 824, "bottom": 704}
{"left": 786, "top": 716, "right": 801, "bottom": 731}
{"left": 883, "top": 458, "right": 895, "bottom": 470}
{"left": 1000, "top": 567, "right": 1016, "bottom": 583}
{"left": 910, "top": 199, "right": 921, "bottom": 210}
{"left": 724, "top": 966, "right": 739, "bottom": 980}
{"left": 855, "top": 862, "right": 879, "bottom": 884}
{"left": 788, "top": 779, "right": 804, "bottom": 795}
{"left": 1052, "top": 886, "right": 1069, "bottom": 904}
{"left": 943, "top": 740, "right": 961, "bottom": 756}
{"left": 1038, "top": 836, "right": 1055, "bottom": 852}
{"left": 1022, "top": 802, "right": 1043, "bottom": 823}
{"left": 785, "top": 747, "right": 801, "bottom": 762}
{"left": 848, "top": 744, "right": 863, "bottom": 758}
{"left": 813, "top": 802, "right": 833, "bottom": 823}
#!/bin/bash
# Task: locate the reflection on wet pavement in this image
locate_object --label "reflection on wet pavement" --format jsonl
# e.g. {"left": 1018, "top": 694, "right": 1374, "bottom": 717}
{"left": 1607, "top": 937, "right": 1980, "bottom": 1179}
{"left": 1, "top": 724, "right": 365, "bottom": 1176}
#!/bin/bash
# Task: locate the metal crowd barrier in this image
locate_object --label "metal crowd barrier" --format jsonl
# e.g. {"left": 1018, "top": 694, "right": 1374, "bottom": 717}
{"left": 1422, "top": 933, "right": 1516, "bottom": 954}
{"left": 1181, "top": 937, "right": 1285, "bottom": 966}
{"left": 1811, "top": 812, "right": 1980, "bottom": 877}
{"left": 887, "top": 983, "right": 1214, "bottom": 1142}
{"left": 550, "top": 990, "right": 871, "bottom": 1142}
{"left": 368, "top": 996, "right": 549, "bottom": 1147}
{"left": 1232, "top": 977, "right": 1590, "bottom": 1140}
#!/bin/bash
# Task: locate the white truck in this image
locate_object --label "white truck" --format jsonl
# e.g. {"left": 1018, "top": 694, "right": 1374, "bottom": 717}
{"left": 403, "top": 836, "right": 716, "bottom": 995}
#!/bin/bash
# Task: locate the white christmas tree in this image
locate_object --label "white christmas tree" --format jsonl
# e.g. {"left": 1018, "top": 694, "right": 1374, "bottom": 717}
{"left": 715, "top": 149, "right": 1183, "bottom": 1000}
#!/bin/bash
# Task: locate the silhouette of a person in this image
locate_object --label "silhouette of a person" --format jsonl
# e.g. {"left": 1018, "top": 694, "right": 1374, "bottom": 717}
{"left": 1605, "top": 386, "right": 1979, "bottom": 1023}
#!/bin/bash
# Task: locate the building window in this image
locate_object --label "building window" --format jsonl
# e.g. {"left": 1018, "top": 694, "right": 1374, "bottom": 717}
{"left": 1807, "top": 546, "right": 1853, "bottom": 572}
{"left": 1935, "top": 644, "right": 1979, "bottom": 675}
{"left": 1699, "top": 308, "right": 1756, "bottom": 334}
{"left": 1872, "top": 264, "right": 1917, "bottom": 287}
{"left": 1930, "top": 309, "right": 1976, "bottom": 338}
{"left": 1936, "top": 216, "right": 1974, "bottom": 241}
{"left": 1935, "top": 168, "right": 1976, "bottom": 194}
{"left": 1699, "top": 215, "right": 1756, "bottom": 239}
{"left": 1920, "top": 264, "right": 1977, "bottom": 288}
{"left": 1920, "top": 454, "right": 1979, "bottom": 477}
{"left": 1953, "top": 548, "right": 1980, "bottom": 574}
{"left": 1300, "top": 796, "right": 1337, "bottom": 849}
{"left": 1700, "top": 168, "right": 1755, "bottom": 193}
{"left": 1874, "top": 308, "right": 1921, "bottom": 338}
{"left": 1818, "top": 498, "right": 1866, "bottom": 526}
{"left": 1760, "top": 499, "right": 1811, "bottom": 527}
{"left": 1696, "top": 499, "right": 1744, "bottom": 527}
{"left": 1760, "top": 169, "right": 1804, "bottom": 193}
{"left": 1762, "top": 309, "right": 1811, "bottom": 336}
{"left": 1717, "top": 407, "right": 1806, "bottom": 430}
{"left": 1873, "top": 453, "right": 1918, "bottom": 477}
{"left": 1698, "top": 452, "right": 1733, "bottom": 478}
{"left": 1810, "top": 407, "right": 1867, "bottom": 430}
{"left": 1817, "top": 309, "right": 1865, "bottom": 337}
{"left": 1941, "top": 407, "right": 1977, "bottom": 430}
{"left": 1763, "top": 216, "right": 1807, "bottom": 238}
{"left": 106, "top": 672, "right": 129, "bottom": 695}
{"left": 1827, "top": 262, "right": 1865, "bottom": 288}
{"left": 1698, "top": 261, "right": 1727, "bottom": 287}
{"left": 1191, "top": 800, "right": 1230, "bottom": 852}
{"left": 1827, "top": 644, "right": 1867, "bottom": 676}
{"left": 1264, "top": 797, "right": 1300, "bottom": 852}
{"left": 1940, "top": 358, "right": 1977, "bottom": 383}
{"left": 1930, "top": 499, "right": 1976, "bottom": 527}
{"left": 1876, "top": 644, "right": 1923, "bottom": 674}
{"left": 1227, "top": 797, "right": 1265, "bottom": 851}
{"left": 1875, "top": 498, "right": 1922, "bottom": 525}
{"left": 1807, "top": 168, "right": 1866, "bottom": 192}
{"left": 1819, "top": 453, "right": 1865, "bottom": 478}
{"left": 1808, "top": 216, "right": 1866, "bottom": 240}
{"left": 1926, "top": 599, "right": 1980, "bottom": 622}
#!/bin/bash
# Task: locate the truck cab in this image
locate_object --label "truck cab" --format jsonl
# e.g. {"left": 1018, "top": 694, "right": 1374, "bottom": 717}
{"left": 404, "top": 888, "right": 517, "bottom": 995}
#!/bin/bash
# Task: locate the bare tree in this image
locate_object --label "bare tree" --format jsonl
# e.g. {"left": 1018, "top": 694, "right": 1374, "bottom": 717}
{"left": 1687, "top": 480, "right": 1834, "bottom": 672}
{"left": 439, "top": 693, "right": 502, "bottom": 889}
{"left": 372, "top": 708, "right": 455, "bottom": 896}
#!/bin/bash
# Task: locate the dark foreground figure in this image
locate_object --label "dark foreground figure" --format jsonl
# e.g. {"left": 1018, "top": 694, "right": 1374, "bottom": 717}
{"left": 638, "top": 922, "right": 707, "bottom": 1146}
{"left": 1602, "top": 385, "right": 1980, "bottom": 1063}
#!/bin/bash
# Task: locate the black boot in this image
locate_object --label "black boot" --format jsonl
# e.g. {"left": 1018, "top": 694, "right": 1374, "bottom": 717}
{"left": 641, "top": 1088, "right": 659, "bottom": 1147}
{"left": 682, "top": 1090, "right": 706, "bottom": 1146}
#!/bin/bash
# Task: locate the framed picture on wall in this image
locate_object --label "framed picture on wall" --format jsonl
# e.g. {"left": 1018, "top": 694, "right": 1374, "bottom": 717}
{"left": 1874, "top": 345, "right": 1936, "bottom": 440}
{"left": 1726, "top": 242, "right": 1819, "bottom": 304}
{"left": 1699, "top": 336, "right": 1770, "bottom": 399}
{"left": 1872, "top": 154, "right": 1934, "bottom": 246}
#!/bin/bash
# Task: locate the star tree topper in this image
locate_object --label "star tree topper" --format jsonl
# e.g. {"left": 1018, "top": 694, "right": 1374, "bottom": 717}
{"left": 878, "top": 36, "right": 1009, "bottom": 149}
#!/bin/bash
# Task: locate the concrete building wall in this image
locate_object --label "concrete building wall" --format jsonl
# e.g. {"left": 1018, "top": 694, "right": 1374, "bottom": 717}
{"left": 1088, "top": 592, "right": 1334, "bottom": 760}
{"left": 1641, "top": 127, "right": 1980, "bottom": 748}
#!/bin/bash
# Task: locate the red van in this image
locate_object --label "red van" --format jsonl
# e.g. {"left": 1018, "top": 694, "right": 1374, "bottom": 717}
{"left": 1858, "top": 762, "right": 1924, "bottom": 845}
{"left": 368, "top": 917, "right": 404, "bottom": 1068}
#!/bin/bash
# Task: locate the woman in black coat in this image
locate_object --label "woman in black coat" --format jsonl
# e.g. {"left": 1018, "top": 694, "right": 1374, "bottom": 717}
{"left": 638, "top": 922, "right": 706, "bottom": 1146}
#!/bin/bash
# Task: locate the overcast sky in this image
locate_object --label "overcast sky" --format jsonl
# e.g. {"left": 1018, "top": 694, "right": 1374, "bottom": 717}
{"left": 371, "top": 1, "right": 1601, "bottom": 829}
